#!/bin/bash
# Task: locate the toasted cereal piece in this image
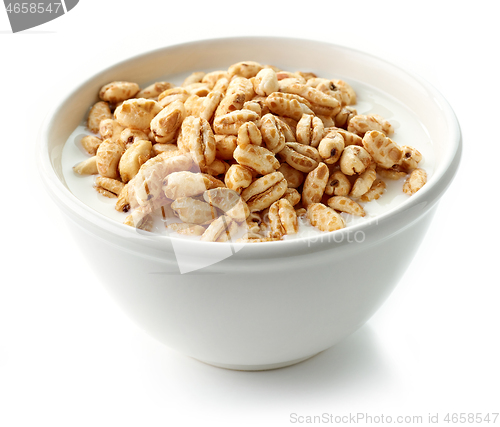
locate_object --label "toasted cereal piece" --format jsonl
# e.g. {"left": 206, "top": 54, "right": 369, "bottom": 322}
{"left": 87, "top": 101, "right": 112, "bottom": 134}
{"left": 200, "top": 159, "right": 230, "bottom": 177}
{"left": 295, "top": 207, "right": 307, "bottom": 217}
{"left": 214, "top": 77, "right": 254, "bottom": 118}
{"left": 278, "top": 163, "right": 304, "bottom": 189}
{"left": 202, "top": 70, "right": 230, "bottom": 88}
{"left": 242, "top": 100, "right": 263, "bottom": 118}
{"left": 171, "top": 197, "right": 218, "bottom": 225}
{"left": 204, "top": 188, "right": 250, "bottom": 222}
{"left": 265, "top": 92, "right": 314, "bottom": 121}
{"left": 94, "top": 176, "right": 125, "bottom": 198}
{"left": 307, "top": 203, "right": 345, "bottom": 232}
{"left": 279, "top": 142, "right": 322, "bottom": 173}
{"left": 157, "top": 87, "right": 190, "bottom": 108}
{"left": 183, "top": 83, "right": 211, "bottom": 97}
{"left": 200, "top": 215, "right": 238, "bottom": 242}
{"left": 275, "top": 70, "right": 305, "bottom": 82}
{"left": 259, "top": 113, "right": 286, "bottom": 153}
{"left": 241, "top": 172, "right": 288, "bottom": 212}
{"left": 282, "top": 188, "right": 301, "bottom": 206}
{"left": 119, "top": 128, "right": 149, "bottom": 147}
{"left": 279, "top": 81, "right": 341, "bottom": 117}
{"left": 224, "top": 164, "right": 254, "bottom": 193}
{"left": 152, "top": 143, "right": 180, "bottom": 157}
{"left": 127, "top": 152, "right": 194, "bottom": 208}
{"left": 302, "top": 163, "right": 329, "bottom": 208}
{"left": 376, "top": 165, "right": 408, "bottom": 180}
{"left": 199, "top": 90, "right": 224, "bottom": 122}
{"left": 318, "top": 130, "right": 345, "bottom": 164}
{"left": 228, "top": 61, "right": 263, "bottom": 78}
{"left": 114, "top": 98, "right": 162, "bottom": 130}
{"left": 99, "top": 81, "right": 140, "bottom": 104}
{"left": 183, "top": 117, "right": 217, "bottom": 168}
{"left": 268, "top": 198, "right": 299, "bottom": 237}
{"left": 233, "top": 144, "right": 280, "bottom": 175}
{"left": 238, "top": 121, "right": 263, "bottom": 147}
{"left": 80, "top": 135, "right": 102, "bottom": 156}
{"left": 136, "top": 82, "right": 173, "bottom": 99}
{"left": 96, "top": 139, "right": 126, "bottom": 180}
{"left": 327, "top": 127, "right": 363, "bottom": 147}
{"left": 184, "top": 94, "right": 204, "bottom": 117}
{"left": 73, "top": 156, "right": 98, "bottom": 175}
{"left": 213, "top": 109, "right": 260, "bottom": 135}
{"left": 400, "top": 145, "right": 423, "bottom": 171}
{"left": 150, "top": 100, "right": 186, "bottom": 144}
{"left": 215, "top": 135, "right": 238, "bottom": 160}
{"left": 362, "top": 130, "right": 403, "bottom": 169}
{"left": 360, "top": 179, "right": 386, "bottom": 202}
{"left": 115, "top": 183, "right": 131, "bottom": 213}
{"left": 163, "top": 171, "right": 223, "bottom": 199}
{"left": 123, "top": 210, "right": 154, "bottom": 232}
{"left": 252, "top": 68, "right": 280, "bottom": 96}
{"left": 325, "top": 170, "right": 351, "bottom": 196}
{"left": 202, "top": 187, "right": 240, "bottom": 213}
{"left": 348, "top": 114, "right": 394, "bottom": 137}
{"left": 314, "top": 78, "right": 357, "bottom": 106}
{"left": 117, "top": 139, "right": 152, "bottom": 183}
{"left": 99, "top": 119, "right": 125, "bottom": 143}
{"left": 339, "top": 145, "right": 372, "bottom": 175}
{"left": 350, "top": 163, "right": 377, "bottom": 199}
{"left": 327, "top": 196, "right": 365, "bottom": 217}
{"left": 296, "top": 114, "right": 325, "bottom": 147}
{"left": 182, "top": 71, "right": 205, "bottom": 86}
{"left": 403, "top": 168, "right": 427, "bottom": 195}
{"left": 317, "top": 114, "right": 336, "bottom": 128}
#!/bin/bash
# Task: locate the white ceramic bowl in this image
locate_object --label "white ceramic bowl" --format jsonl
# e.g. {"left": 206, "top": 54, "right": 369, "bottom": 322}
{"left": 37, "top": 37, "right": 461, "bottom": 370}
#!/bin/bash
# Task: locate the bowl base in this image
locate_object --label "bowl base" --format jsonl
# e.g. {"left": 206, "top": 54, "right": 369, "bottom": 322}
{"left": 193, "top": 352, "right": 321, "bottom": 371}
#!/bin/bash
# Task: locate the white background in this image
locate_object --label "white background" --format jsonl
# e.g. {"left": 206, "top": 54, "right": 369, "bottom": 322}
{"left": 1, "top": 1, "right": 499, "bottom": 426}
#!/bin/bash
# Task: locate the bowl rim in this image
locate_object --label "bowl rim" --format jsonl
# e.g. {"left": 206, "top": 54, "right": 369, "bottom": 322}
{"left": 36, "top": 35, "right": 462, "bottom": 254}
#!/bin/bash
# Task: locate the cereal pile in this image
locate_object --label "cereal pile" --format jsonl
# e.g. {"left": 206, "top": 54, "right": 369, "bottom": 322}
{"left": 73, "top": 60, "right": 427, "bottom": 242}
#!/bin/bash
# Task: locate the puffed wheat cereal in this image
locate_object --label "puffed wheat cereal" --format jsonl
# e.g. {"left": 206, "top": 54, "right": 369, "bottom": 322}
{"left": 362, "top": 130, "right": 403, "bottom": 169}
{"left": 296, "top": 114, "right": 324, "bottom": 147}
{"left": 74, "top": 59, "right": 428, "bottom": 242}
{"left": 268, "top": 199, "right": 299, "bottom": 238}
{"left": 96, "top": 139, "right": 126, "bottom": 180}
{"left": 241, "top": 172, "right": 288, "bottom": 212}
{"left": 99, "top": 81, "right": 140, "bottom": 104}
{"left": 360, "top": 179, "right": 387, "bottom": 202}
{"left": 73, "top": 156, "right": 98, "bottom": 175}
{"left": 307, "top": 203, "right": 345, "bottom": 232}
{"left": 87, "top": 101, "right": 112, "bottom": 134}
{"left": 348, "top": 114, "right": 394, "bottom": 137}
{"left": 403, "top": 168, "right": 427, "bottom": 195}
{"left": 94, "top": 176, "right": 125, "bottom": 198}
{"left": 81, "top": 135, "right": 102, "bottom": 156}
{"left": 327, "top": 196, "right": 365, "bottom": 217}
{"left": 325, "top": 170, "right": 351, "bottom": 196}
{"left": 118, "top": 139, "right": 152, "bottom": 183}
{"left": 339, "top": 145, "right": 372, "bottom": 175}
{"left": 301, "top": 162, "right": 329, "bottom": 208}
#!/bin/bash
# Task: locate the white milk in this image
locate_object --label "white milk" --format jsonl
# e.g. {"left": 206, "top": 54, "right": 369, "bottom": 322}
{"left": 61, "top": 77, "right": 435, "bottom": 240}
